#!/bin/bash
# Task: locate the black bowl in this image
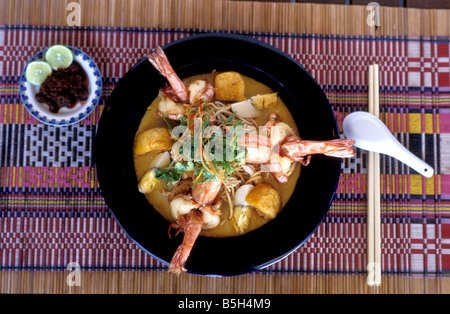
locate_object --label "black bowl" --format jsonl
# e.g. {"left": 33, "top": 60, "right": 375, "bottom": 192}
{"left": 95, "top": 33, "right": 341, "bottom": 276}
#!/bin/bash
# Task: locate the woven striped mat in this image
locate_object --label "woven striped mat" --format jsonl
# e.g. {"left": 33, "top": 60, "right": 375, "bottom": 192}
{"left": 1, "top": 25, "right": 449, "bottom": 277}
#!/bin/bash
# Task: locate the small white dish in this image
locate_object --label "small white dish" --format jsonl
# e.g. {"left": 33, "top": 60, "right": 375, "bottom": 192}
{"left": 20, "top": 46, "right": 102, "bottom": 126}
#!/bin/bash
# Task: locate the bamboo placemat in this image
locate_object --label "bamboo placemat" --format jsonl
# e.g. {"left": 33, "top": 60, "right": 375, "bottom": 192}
{"left": 2, "top": 0, "right": 450, "bottom": 37}
{"left": 2, "top": 0, "right": 450, "bottom": 294}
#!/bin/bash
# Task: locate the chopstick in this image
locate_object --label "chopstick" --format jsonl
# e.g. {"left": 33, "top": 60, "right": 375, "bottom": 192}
{"left": 367, "top": 64, "right": 381, "bottom": 286}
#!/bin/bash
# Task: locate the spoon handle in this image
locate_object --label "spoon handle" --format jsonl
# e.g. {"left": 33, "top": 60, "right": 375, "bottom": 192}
{"left": 387, "top": 142, "right": 434, "bottom": 178}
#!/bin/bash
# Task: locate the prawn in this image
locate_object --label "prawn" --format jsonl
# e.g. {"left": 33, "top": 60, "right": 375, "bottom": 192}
{"left": 148, "top": 47, "right": 216, "bottom": 106}
{"left": 168, "top": 209, "right": 204, "bottom": 275}
{"left": 191, "top": 180, "right": 222, "bottom": 206}
{"left": 167, "top": 180, "right": 223, "bottom": 274}
{"left": 280, "top": 136, "right": 356, "bottom": 158}
{"left": 238, "top": 113, "right": 355, "bottom": 183}
{"left": 147, "top": 46, "right": 190, "bottom": 103}
{"left": 188, "top": 79, "right": 215, "bottom": 105}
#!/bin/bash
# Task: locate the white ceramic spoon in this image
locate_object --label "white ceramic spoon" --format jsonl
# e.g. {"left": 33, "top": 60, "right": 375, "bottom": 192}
{"left": 343, "top": 111, "right": 434, "bottom": 178}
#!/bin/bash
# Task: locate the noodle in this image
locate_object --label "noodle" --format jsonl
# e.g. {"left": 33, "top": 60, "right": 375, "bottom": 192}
{"left": 244, "top": 175, "right": 263, "bottom": 185}
{"left": 238, "top": 116, "right": 259, "bottom": 129}
{"left": 209, "top": 101, "right": 231, "bottom": 111}
{"left": 223, "top": 184, "right": 234, "bottom": 219}
{"left": 233, "top": 167, "right": 246, "bottom": 182}
{"left": 213, "top": 109, "right": 233, "bottom": 122}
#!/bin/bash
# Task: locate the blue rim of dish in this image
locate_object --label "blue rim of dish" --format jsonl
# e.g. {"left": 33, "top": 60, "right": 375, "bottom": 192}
{"left": 19, "top": 46, "right": 102, "bottom": 126}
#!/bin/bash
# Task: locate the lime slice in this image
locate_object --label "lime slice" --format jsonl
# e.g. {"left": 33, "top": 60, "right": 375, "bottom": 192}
{"left": 25, "top": 61, "right": 53, "bottom": 85}
{"left": 45, "top": 45, "right": 73, "bottom": 69}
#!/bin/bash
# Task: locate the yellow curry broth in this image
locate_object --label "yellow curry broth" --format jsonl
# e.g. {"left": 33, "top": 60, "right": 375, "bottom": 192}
{"left": 134, "top": 73, "right": 300, "bottom": 237}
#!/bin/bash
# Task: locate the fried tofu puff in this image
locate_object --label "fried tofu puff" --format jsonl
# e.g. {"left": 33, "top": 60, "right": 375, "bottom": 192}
{"left": 233, "top": 205, "right": 253, "bottom": 233}
{"left": 232, "top": 184, "right": 255, "bottom": 233}
{"left": 134, "top": 127, "right": 174, "bottom": 156}
{"left": 138, "top": 168, "right": 159, "bottom": 194}
{"left": 250, "top": 93, "right": 278, "bottom": 110}
{"left": 137, "top": 152, "right": 171, "bottom": 194}
{"left": 245, "top": 182, "right": 281, "bottom": 220}
{"left": 214, "top": 71, "right": 246, "bottom": 102}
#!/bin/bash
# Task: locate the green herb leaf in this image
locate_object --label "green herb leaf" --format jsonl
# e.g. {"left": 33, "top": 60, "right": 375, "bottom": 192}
{"left": 154, "top": 168, "right": 180, "bottom": 182}
{"left": 188, "top": 107, "right": 199, "bottom": 114}
{"left": 174, "top": 161, "right": 194, "bottom": 173}
{"left": 160, "top": 115, "right": 173, "bottom": 131}
{"left": 180, "top": 116, "right": 187, "bottom": 127}
{"left": 225, "top": 112, "right": 236, "bottom": 124}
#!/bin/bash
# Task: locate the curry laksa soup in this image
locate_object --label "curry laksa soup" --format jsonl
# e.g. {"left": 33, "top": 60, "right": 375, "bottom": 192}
{"left": 133, "top": 47, "right": 355, "bottom": 274}
{"left": 134, "top": 71, "right": 300, "bottom": 237}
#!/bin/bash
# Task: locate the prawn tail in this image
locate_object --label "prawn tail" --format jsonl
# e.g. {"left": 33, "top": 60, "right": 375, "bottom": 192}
{"left": 147, "top": 46, "right": 169, "bottom": 77}
{"left": 147, "top": 46, "right": 189, "bottom": 103}
{"left": 323, "top": 139, "right": 356, "bottom": 158}
{"left": 168, "top": 246, "right": 188, "bottom": 275}
{"left": 168, "top": 210, "right": 203, "bottom": 274}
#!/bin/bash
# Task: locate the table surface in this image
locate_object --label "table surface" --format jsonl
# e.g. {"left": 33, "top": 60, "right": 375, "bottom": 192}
{"left": 2, "top": 0, "right": 450, "bottom": 294}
